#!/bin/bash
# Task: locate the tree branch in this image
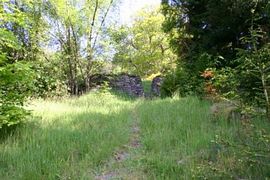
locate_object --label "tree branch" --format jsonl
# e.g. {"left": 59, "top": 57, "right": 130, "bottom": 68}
{"left": 92, "top": 0, "right": 114, "bottom": 50}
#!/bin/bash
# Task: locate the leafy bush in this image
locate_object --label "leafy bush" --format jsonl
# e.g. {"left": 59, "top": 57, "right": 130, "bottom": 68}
{"left": 160, "top": 71, "right": 179, "bottom": 97}
{"left": 161, "top": 68, "right": 204, "bottom": 97}
{"left": 0, "top": 106, "right": 30, "bottom": 129}
{"left": 204, "top": 28, "right": 270, "bottom": 119}
{"left": 236, "top": 42, "right": 270, "bottom": 118}
{"left": 32, "top": 58, "right": 68, "bottom": 98}
{"left": 0, "top": 62, "right": 35, "bottom": 129}
{"left": 0, "top": 3, "right": 36, "bottom": 130}
{"left": 202, "top": 67, "right": 239, "bottom": 99}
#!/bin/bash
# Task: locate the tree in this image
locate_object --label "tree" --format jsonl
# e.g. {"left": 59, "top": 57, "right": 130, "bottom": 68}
{"left": 161, "top": 0, "right": 270, "bottom": 95}
{"left": 110, "top": 7, "right": 176, "bottom": 77}
{"left": 0, "top": 0, "right": 35, "bottom": 129}
{"left": 45, "top": 0, "right": 116, "bottom": 95}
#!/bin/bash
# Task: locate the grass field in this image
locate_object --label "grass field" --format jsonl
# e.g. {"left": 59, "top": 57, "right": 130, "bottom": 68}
{"left": 0, "top": 92, "right": 135, "bottom": 179}
{"left": 0, "top": 92, "right": 269, "bottom": 179}
{"left": 136, "top": 97, "right": 270, "bottom": 179}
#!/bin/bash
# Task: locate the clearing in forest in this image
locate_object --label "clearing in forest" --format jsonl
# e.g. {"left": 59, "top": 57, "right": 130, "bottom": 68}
{"left": 1, "top": 92, "right": 269, "bottom": 179}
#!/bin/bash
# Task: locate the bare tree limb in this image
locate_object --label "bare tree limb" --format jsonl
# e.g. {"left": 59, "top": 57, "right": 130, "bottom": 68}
{"left": 87, "top": 0, "right": 99, "bottom": 60}
{"left": 92, "top": 0, "right": 114, "bottom": 50}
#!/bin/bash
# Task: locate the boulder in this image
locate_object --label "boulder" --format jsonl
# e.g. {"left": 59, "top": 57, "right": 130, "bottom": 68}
{"left": 210, "top": 101, "right": 241, "bottom": 121}
{"left": 151, "top": 76, "right": 163, "bottom": 96}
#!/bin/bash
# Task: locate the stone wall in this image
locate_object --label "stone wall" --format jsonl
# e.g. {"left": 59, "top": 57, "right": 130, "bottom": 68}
{"left": 112, "top": 74, "right": 144, "bottom": 97}
{"left": 87, "top": 74, "right": 144, "bottom": 97}
{"left": 89, "top": 74, "right": 113, "bottom": 87}
{"left": 151, "top": 76, "right": 163, "bottom": 96}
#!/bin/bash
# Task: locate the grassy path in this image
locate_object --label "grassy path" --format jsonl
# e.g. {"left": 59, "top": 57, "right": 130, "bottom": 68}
{"left": 95, "top": 108, "right": 142, "bottom": 180}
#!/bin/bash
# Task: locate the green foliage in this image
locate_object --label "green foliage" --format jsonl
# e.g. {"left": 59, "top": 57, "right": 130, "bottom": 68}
{"left": 237, "top": 35, "right": 270, "bottom": 118}
{"left": 161, "top": 0, "right": 270, "bottom": 98}
{"left": 0, "top": 106, "right": 30, "bottom": 129}
{"left": 161, "top": 68, "right": 204, "bottom": 97}
{"left": 160, "top": 71, "right": 179, "bottom": 97}
{"left": 0, "top": 1, "right": 38, "bottom": 129}
{"left": 32, "top": 53, "right": 68, "bottom": 98}
{"left": 208, "top": 67, "right": 240, "bottom": 99}
{"left": 162, "top": 0, "right": 270, "bottom": 62}
{"left": 142, "top": 80, "right": 152, "bottom": 94}
{"left": 45, "top": 0, "right": 116, "bottom": 94}
{"left": 110, "top": 7, "right": 176, "bottom": 77}
{"left": 0, "top": 62, "right": 35, "bottom": 128}
{"left": 208, "top": 24, "right": 270, "bottom": 116}
{"left": 194, "top": 120, "right": 270, "bottom": 179}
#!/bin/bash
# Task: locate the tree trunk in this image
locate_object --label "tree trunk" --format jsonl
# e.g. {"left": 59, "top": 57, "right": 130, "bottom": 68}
{"left": 85, "top": 77, "right": 90, "bottom": 92}
{"left": 261, "top": 73, "right": 270, "bottom": 121}
{"left": 85, "top": 54, "right": 93, "bottom": 92}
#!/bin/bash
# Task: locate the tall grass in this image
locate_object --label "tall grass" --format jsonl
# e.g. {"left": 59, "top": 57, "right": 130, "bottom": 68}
{"left": 136, "top": 96, "right": 270, "bottom": 179}
{"left": 1, "top": 93, "right": 269, "bottom": 179}
{"left": 0, "top": 92, "right": 135, "bottom": 179}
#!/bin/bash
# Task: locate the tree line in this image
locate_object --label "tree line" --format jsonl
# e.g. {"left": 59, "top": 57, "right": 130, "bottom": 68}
{"left": 161, "top": 0, "right": 270, "bottom": 119}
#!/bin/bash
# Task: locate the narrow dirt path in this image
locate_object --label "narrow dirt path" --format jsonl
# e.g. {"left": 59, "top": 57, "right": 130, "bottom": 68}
{"left": 94, "top": 107, "right": 143, "bottom": 180}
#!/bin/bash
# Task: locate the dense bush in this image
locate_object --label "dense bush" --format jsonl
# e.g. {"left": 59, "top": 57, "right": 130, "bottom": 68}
{"left": 0, "top": 62, "right": 35, "bottom": 129}
{"left": 32, "top": 55, "right": 68, "bottom": 98}
{"left": 161, "top": 0, "right": 270, "bottom": 102}
{"left": 161, "top": 68, "right": 205, "bottom": 97}
{"left": 199, "top": 29, "right": 270, "bottom": 118}
{"left": 0, "top": 1, "right": 36, "bottom": 130}
{"left": 160, "top": 71, "right": 179, "bottom": 97}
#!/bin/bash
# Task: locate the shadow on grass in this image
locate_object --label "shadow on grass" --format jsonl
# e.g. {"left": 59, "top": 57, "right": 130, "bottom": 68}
{"left": 108, "top": 90, "right": 139, "bottom": 101}
{"left": 109, "top": 81, "right": 154, "bottom": 101}
{"left": 142, "top": 80, "right": 152, "bottom": 95}
{"left": 0, "top": 125, "right": 19, "bottom": 141}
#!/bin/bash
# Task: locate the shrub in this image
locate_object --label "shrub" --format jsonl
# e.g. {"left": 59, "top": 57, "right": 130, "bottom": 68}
{"left": 161, "top": 68, "right": 204, "bottom": 97}
{"left": 0, "top": 62, "right": 35, "bottom": 129}
{"left": 160, "top": 71, "right": 179, "bottom": 97}
{"left": 202, "top": 67, "right": 239, "bottom": 99}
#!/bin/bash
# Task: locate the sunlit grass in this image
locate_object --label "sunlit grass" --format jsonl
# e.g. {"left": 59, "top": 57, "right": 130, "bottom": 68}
{"left": 135, "top": 96, "right": 270, "bottom": 179}
{"left": 0, "top": 92, "right": 135, "bottom": 179}
{"left": 1, "top": 93, "right": 269, "bottom": 179}
{"left": 134, "top": 97, "right": 214, "bottom": 178}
